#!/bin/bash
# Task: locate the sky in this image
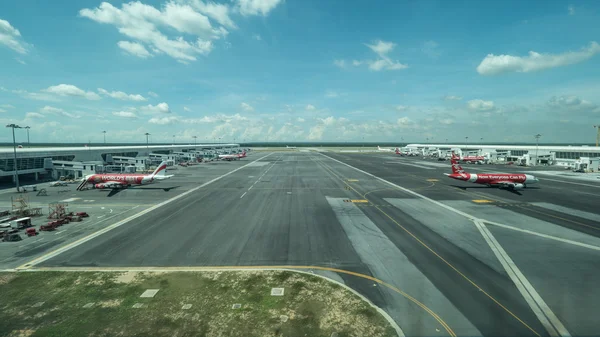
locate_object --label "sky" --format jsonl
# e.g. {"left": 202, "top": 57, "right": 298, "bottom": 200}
{"left": 1, "top": 0, "right": 600, "bottom": 144}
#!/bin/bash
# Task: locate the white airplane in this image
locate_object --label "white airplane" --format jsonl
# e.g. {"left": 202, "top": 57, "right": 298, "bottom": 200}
{"left": 218, "top": 151, "right": 247, "bottom": 161}
{"left": 286, "top": 145, "right": 297, "bottom": 149}
{"left": 377, "top": 146, "right": 394, "bottom": 152}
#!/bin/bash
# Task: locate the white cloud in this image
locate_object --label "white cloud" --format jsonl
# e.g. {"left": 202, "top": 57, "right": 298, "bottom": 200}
{"left": 185, "top": 113, "right": 249, "bottom": 124}
{"left": 185, "top": 0, "right": 237, "bottom": 29}
{"left": 0, "top": 109, "right": 6, "bottom": 113}
{"left": 395, "top": 105, "right": 409, "bottom": 112}
{"left": 26, "top": 112, "right": 45, "bottom": 119}
{"left": 339, "top": 39, "right": 407, "bottom": 72}
{"left": 117, "top": 41, "right": 152, "bottom": 58}
{"left": 296, "top": 117, "right": 305, "bottom": 122}
{"left": 15, "top": 58, "right": 26, "bottom": 65}
{"left": 149, "top": 116, "right": 180, "bottom": 124}
{"left": 547, "top": 95, "right": 599, "bottom": 113}
{"left": 236, "top": 0, "right": 283, "bottom": 16}
{"left": 43, "top": 84, "right": 101, "bottom": 100}
{"left": 305, "top": 104, "right": 316, "bottom": 111}
{"left": 253, "top": 34, "right": 261, "bottom": 40}
{"left": 141, "top": 102, "right": 171, "bottom": 114}
{"left": 240, "top": 102, "right": 254, "bottom": 112}
{"left": 79, "top": 1, "right": 222, "bottom": 63}
{"left": 477, "top": 41, "right": 600, "bottom": 75}
{"left": 568, "top": 5, "right": 575, "bottom": 15}
{"left": 98, "top": 88, "right": 147, "bottom": 101}
{"left": 148, "top": 91, "right": 158, "bottom": 98}
{"left": 333, "top": 59, "right": 346, "bottom": 68}
{"left": 397, "top": 117, "right": 412, "bottom": 127}
{"left": 467, "top": 99, "right": 495, "bottom": 112}
{"left": 443, "top": 95, "right": 463, "bottom": 101}
{"left": 40, "top": 105, "right": 80, "bottom": 118}
{"left": 183, "top": 106, "right": 191, "bottom": 112}
{"left": 439, "top": 118, "right": 454, "bottom": 125}
{"left": 0, "top": 104, "right": 15, "bottom": 109}
{"left": 113, "top": 111, "right": 138, "bottom": 118}
{"left": 0, "top": 18, "right": 29, "bottom": 54}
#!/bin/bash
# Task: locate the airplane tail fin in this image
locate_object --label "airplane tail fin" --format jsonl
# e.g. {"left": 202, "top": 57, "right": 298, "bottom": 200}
{"left": 450, "top": 152, "right": 465, "bottom": 174}
{"left": 378, "top": 146, "right": 381, "bottom": 150}
{"left": 151, "top": 161, "right": 168, "bottom": 177}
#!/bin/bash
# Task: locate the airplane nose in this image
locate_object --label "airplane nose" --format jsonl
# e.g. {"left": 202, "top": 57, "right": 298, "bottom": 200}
{"left": 525, "top": 174, "right": 538, "bottom": 183}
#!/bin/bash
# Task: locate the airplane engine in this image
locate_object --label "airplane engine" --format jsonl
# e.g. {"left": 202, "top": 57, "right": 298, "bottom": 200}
{"left": 94, "top": 183, "right": 106, "bottom": 189}
{"left": 512, "top": 183, "right": 525, "bottom": 190}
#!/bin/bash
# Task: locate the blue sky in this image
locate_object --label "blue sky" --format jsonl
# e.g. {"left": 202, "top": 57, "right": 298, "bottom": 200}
{"left": 1, "top": 0, "right": 600, "bottom": 144}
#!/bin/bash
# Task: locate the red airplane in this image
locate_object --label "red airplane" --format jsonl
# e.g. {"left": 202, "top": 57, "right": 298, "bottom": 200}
{"left": 77, "top": 161, "right": 173, "bottom": 190}
{"left": 445, "top": 154, "right": 538, "bottom": 190}
{"left": 219, "top": 150, "right": 247, "bottom": 161}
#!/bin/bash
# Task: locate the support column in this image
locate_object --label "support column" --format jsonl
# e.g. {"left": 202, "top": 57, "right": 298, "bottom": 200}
{"left": 35, "top": 172, "right": 39, "bottom": 181}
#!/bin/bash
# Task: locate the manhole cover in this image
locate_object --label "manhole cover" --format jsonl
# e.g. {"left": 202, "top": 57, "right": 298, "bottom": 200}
{"left": 140, "top": 289, "right": 160, "bottom": 298}
{"left": 271, "top": 288, "right": 285, "bottom": 296}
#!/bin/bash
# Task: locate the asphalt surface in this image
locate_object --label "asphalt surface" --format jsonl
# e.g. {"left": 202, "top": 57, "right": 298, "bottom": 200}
{"left": 4, "top": 151, "right": 600, "bottom": 337}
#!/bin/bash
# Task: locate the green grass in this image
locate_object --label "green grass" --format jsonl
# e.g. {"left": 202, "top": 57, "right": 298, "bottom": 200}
{"left": 0, "top": 270, "right": 397, "bottom": 337}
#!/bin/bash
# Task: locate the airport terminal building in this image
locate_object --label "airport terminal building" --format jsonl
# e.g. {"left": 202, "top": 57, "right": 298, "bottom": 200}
{"left": 407, "top": 143, "right": 600, "bottom": 169}
{"left": 0, "top": 144, "right": 239, "bottom": 184}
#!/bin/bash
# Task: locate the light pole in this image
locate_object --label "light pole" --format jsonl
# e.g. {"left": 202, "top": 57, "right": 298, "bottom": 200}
{"left": 24, "top": 126, "right": 31, "bottom": 147}
{"left": 594, "top": 125, "right": 600, "bottom": 147}
{"left": 102, "top": 130, "right": 106, "bottom": 144}
{"left": 535, "top": 134, "right": 541, "bottom": 166}
{"left": 145, "top": 132, "right": 150, "bottom": 148}
{"left": 6, "top": 124, "right": 25, "bottom": 191}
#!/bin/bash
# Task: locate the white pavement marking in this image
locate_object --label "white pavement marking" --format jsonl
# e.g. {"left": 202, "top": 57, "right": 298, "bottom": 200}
{"left": 531, "top": 202, "right": 600, "bottom": 223}
{"left": 474, "top": 220, "right": 571, "bottom": 337}
{"left": 533, "top": 176, "right": 600, "bottom": 188}
{"left": 240, "top": 192, "right": 247, "bottom": 199}
{"left": 483, "top": 220, "right": 600, "bottom": 251}
{"left": 54, "top": 231, "right": 63, "bottom": 235}
{"left": 385, "top": 162, "right": 435, "bottom": 169}
{"left": 61, "top": 198, "right": 81, "bottom": 202}
{"left": 16, "top": 153, "right": 273, "bottom": 270}
{"left": 320, "top": 153, "right": 572, "bottom": 337}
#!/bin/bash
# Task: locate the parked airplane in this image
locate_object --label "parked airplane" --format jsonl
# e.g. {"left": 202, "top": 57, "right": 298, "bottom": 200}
{"left": 377, "top": 146, "right": 394, "bottom": 152}
{"left": 461, "top": 155, "right": 486, "bottom": 164}
{"left": 445, "top": 154, "right": 538, "bottom": 190}
{"left": 76, "top": 161, "right": 173, "bottom": 190}
{"left": 219, "top": 150, "right": 247, "bottom": 161}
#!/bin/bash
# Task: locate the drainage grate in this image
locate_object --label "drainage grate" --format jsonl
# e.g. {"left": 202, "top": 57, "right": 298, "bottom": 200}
{"left": 271, "top": 288, "right": 285, "bottom": 296}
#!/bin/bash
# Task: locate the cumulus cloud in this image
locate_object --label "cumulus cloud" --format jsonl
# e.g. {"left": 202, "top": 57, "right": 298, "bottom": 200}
{"left": 397, "top": 117, "right": 412, "bottom": 127}
{"left": 443, "top": 95, "right": 462, "bottom": 101}
{"left": 40, "top": 105, "right": 80, "bottom": 118}
{"left": 236, "top": 0, "right": 283, "bottom": 16}
{"left": 0, "top": 104, "right": 15, "bottom": 109}
{"left": 113, "top": 111, "right": 138, "bottom": 118}
{"left": 185, "top": 0, "right": 237, "bottom": 29}
{"left": 43, "top": 84, "right": 101, "bottom": 100}
{"left": 297, "top": 117, "right": 305, "bottom": 122}
{"left": 26, "top": 112, "right": 45, "bottom": 119}
{"left": 0, "top": 18, "right": 30, "bottom": 54}
{"left": 98, "top": 88, "right": 146, "bottom": 101}
{"left": 79, "top": 1, "right": 223, "bottom": 63}
{"left": 149, "top": 116, "right": 180, "bottom": 124}
{"left": 118, "top": 41, "right": 152, "bottom": 58}
{"left": 148, "top": 91, "right": 158, "bottom": 98}
{"left": 467, "top": 99, "right": 495, "bottom": 112}
{"left": 305, "top": 104, "right": 316, "bottom": 111}
{"left": 141, "top": 102, "right": 171, "bottom": 114}
{"left": 183, "top": 106, "right": 191, "bottom": 112}
{"left": 15, "top": 58, "right": 26, "bottom": 65}
{"left": 547, "top": 95, "right": 599, "bottom": 113}
{"left": 477, "top": 42, "right": 600, "bottom": 75}
{"left": 395, "top": 105, "right": 409, "bottom": 112}
{"left": 240, "top": 102, "right": 254, "bottom": 112}
{"left": 337, "top": 40, "right": 407, "bottom": 72}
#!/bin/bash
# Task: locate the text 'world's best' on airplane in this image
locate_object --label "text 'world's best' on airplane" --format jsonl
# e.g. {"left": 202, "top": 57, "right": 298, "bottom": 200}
{"left": 444, "top": 153, "right": 538, "bottom": 190}
{"left": 76, "top": 161, "right": 173, "bottom": 191}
